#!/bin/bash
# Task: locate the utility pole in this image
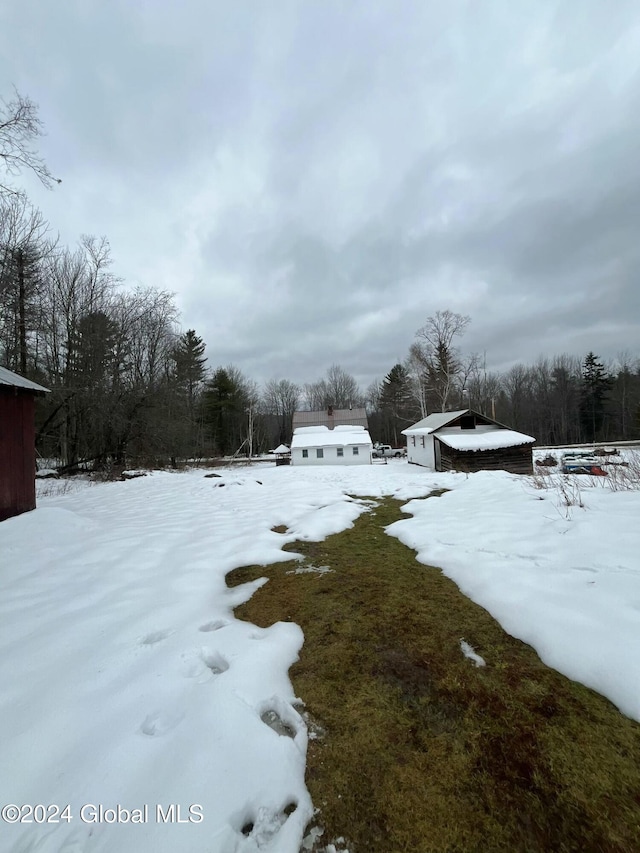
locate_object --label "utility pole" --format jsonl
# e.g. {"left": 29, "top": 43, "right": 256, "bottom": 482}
{"left": 483, "top": 350, "right": 487, "bottom": 416}
{"left": 247, "top": 404, "right": 254, "bottom": 459}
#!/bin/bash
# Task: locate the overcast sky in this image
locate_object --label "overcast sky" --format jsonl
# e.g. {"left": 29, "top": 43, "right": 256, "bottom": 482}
{"left": 2, "top": 0, "right": 640, "bottom": 389}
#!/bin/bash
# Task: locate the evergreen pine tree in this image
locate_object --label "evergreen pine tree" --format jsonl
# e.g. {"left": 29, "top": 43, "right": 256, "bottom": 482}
{"left": 204, "top": 367, "right": 248, "bottom": 456}
{"left": 172, "top": 330, "right": 207, "bottom": 404}
{"left": 580, "top": 352, "right": 611, "bottom": 442}
{"left": 379, "top": 363, "right": 417, "bottom": 444}
{"left": 170, "top": 330, "right": 207, "bottom": 459}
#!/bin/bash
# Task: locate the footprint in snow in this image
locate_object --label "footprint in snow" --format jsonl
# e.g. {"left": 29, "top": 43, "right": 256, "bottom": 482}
{"left": 238, "top": 802, "right": 298, "bottom": 847}
{"left": 202, "top": 649, "right": 229, "bottom": 675}
{"left": 140, "top": 708, "right": 185, "bottom": 736}
{"left": 199, "top": 619, "right": 228, "bottom": 632}
{"left": 181, "top": 648, "right": 229, "bottom": 679}
{"left": 140, "top": 628, "right": 172, "bottom": 645}
{"left": 261, "top": 709, "right": 297, "bottom": 739}
{"left": 258, "top": 698, "right": 301, "bottom": 739}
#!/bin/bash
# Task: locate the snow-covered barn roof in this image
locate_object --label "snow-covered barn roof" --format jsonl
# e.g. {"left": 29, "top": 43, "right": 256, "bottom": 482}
{"left": 401, "top": 409, "right": 536, "bottom": 449}
{"left": 0, "top": 366, "right": 49, "bottom": 394}
{"left": 291, "top": 425, "right": 373, "bottom": 449}
{"left": 272, "top": 444, "right": 290, "bottom": 454}
{"left": 435, "top": 427, "right": 535, "bottom": 451}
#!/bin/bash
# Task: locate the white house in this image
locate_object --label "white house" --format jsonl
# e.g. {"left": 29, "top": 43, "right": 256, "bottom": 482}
{"left": 290, "top": 425, "right": 373, "bottom": 466}
{"left": 402, "top": 409, "right": 535, "bottom": 474}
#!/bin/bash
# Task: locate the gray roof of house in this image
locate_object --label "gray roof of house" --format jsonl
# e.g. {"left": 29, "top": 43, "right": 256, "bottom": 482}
{"left": 292, "top": 408, "right": 369, "bottom": 430}
{"left": 0, "top": 366, "right": 50, "bottom": 394}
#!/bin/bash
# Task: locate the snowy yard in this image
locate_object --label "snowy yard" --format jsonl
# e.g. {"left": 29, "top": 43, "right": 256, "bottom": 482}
{"left": 1, "top": 460, "right": 639, "bottom": 852}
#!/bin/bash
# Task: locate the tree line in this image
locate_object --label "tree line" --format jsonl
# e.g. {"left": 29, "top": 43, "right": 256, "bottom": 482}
{"left": 368, "top": 311, "right": 640, "bottom": 448}
{"left": 2, "top": 91, "right": 639, "bottom": 471}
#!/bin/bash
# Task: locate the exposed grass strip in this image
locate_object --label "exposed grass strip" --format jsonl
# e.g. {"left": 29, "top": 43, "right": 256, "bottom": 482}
{"left": 228, "top": 495, "right": 640, "bottom": 853}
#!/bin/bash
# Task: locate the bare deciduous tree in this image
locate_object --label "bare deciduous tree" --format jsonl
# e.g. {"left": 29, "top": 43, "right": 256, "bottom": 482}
{"left": 501, "top": 364, "right": 530, "bottom": 427}
{"left": 304, "top": 364, "right": 362, "bottom": 410}
{"left": 325, "top": 364, "right": 361, "bottom": 408}
{"left": 262, "top": 378, "right": 300, "bottom": 445}
{"left": 411, "top": 310, "right": 471, "bottom": 412}
{"left": 365, "top": 378, "right": 383, "bottom": 415}
{"left": 303, "top": 380, "right": 326, "bottom": 411}
{"left": 0, "top": 90, "right": 59, "bottom": 197}
{"left": 39, "top": 237, "right": 122, "bottom": 465}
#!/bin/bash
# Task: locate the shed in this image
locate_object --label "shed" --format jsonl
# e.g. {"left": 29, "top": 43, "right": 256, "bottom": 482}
{"left": 0, "top": 366, "right": 50, "bottom": 521}
{"left": 273, "top": 443, "right": 291, "bottom": 466}
{"left": 402, "top": 409, "right": 535, "bottom": 474}
{"left": 291, "top": 425, "right": 373, "bottom": 466}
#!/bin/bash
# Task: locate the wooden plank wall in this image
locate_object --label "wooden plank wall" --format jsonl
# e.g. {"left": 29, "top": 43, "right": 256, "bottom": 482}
{"left": 437, "top": 441, "right": 533, "bottom": 475}
{"left": 0, "top": 389, "right": 36, "bottom": 521}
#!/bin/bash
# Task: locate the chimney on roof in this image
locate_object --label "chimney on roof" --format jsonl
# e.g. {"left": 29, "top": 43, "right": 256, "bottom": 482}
{"left": 328, "top": 405, "right": 334, "bottom": 417}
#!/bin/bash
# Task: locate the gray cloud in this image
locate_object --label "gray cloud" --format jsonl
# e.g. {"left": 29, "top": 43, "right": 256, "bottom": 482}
{"left": 2, "top": 0, "right": 640, "bottom": 392}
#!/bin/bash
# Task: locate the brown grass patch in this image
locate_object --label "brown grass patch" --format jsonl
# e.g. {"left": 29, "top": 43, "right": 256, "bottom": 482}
{"left": 228, "top": 495, "right": 640, "bottom": 853}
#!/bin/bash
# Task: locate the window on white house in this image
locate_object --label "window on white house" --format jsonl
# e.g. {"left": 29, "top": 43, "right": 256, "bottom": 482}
{"left": 317, "top": 448, "right": 324, "bottom": 459}
{"left": 353, "top": 447, "right": 359, "bottom": 455}
{"left": 421, "top": 436, "right": 425, "bottom": 447}
{"left": 411, "top": 436, "right": 415, "bottom": 446}
{"left": 302, "top": 449, "right": 308, "bottom": 458}
{"left": 337, "top": 447, "right": 344, "bottom": 457}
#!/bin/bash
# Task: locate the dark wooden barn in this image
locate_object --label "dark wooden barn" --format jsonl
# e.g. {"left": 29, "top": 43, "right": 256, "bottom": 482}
{"left": 0, "top": 366, "right": 50, "bottom": 522}
{"left": 402, "top": 409, "right": 535, "bottom": 475}
{"left": 436, "top": 437, "right": 534, "bottom": 474}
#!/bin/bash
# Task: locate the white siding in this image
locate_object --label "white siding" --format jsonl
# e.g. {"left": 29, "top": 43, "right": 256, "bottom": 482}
{"left": 406, "top": 433, "right": 435, "bottom": 468}
{"left": 291, "top": 444, "right": 372, "bottom": 466}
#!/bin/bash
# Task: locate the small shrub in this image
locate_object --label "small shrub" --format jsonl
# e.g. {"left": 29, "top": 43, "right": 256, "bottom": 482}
{"left": 600, "top": 450, "right": 640, "bottom": 491}
{"left": 529, "top": 470, "right": 584, "bottom": 517}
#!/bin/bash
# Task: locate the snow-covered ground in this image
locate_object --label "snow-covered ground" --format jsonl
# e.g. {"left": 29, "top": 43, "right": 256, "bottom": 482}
{"left": 1, "top": 460, "right": 639, "bottom": 853}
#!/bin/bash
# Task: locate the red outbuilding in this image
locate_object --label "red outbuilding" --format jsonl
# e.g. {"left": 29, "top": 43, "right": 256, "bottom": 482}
{"left": 0, "top": 366, "right": 50, "bottom": 522}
